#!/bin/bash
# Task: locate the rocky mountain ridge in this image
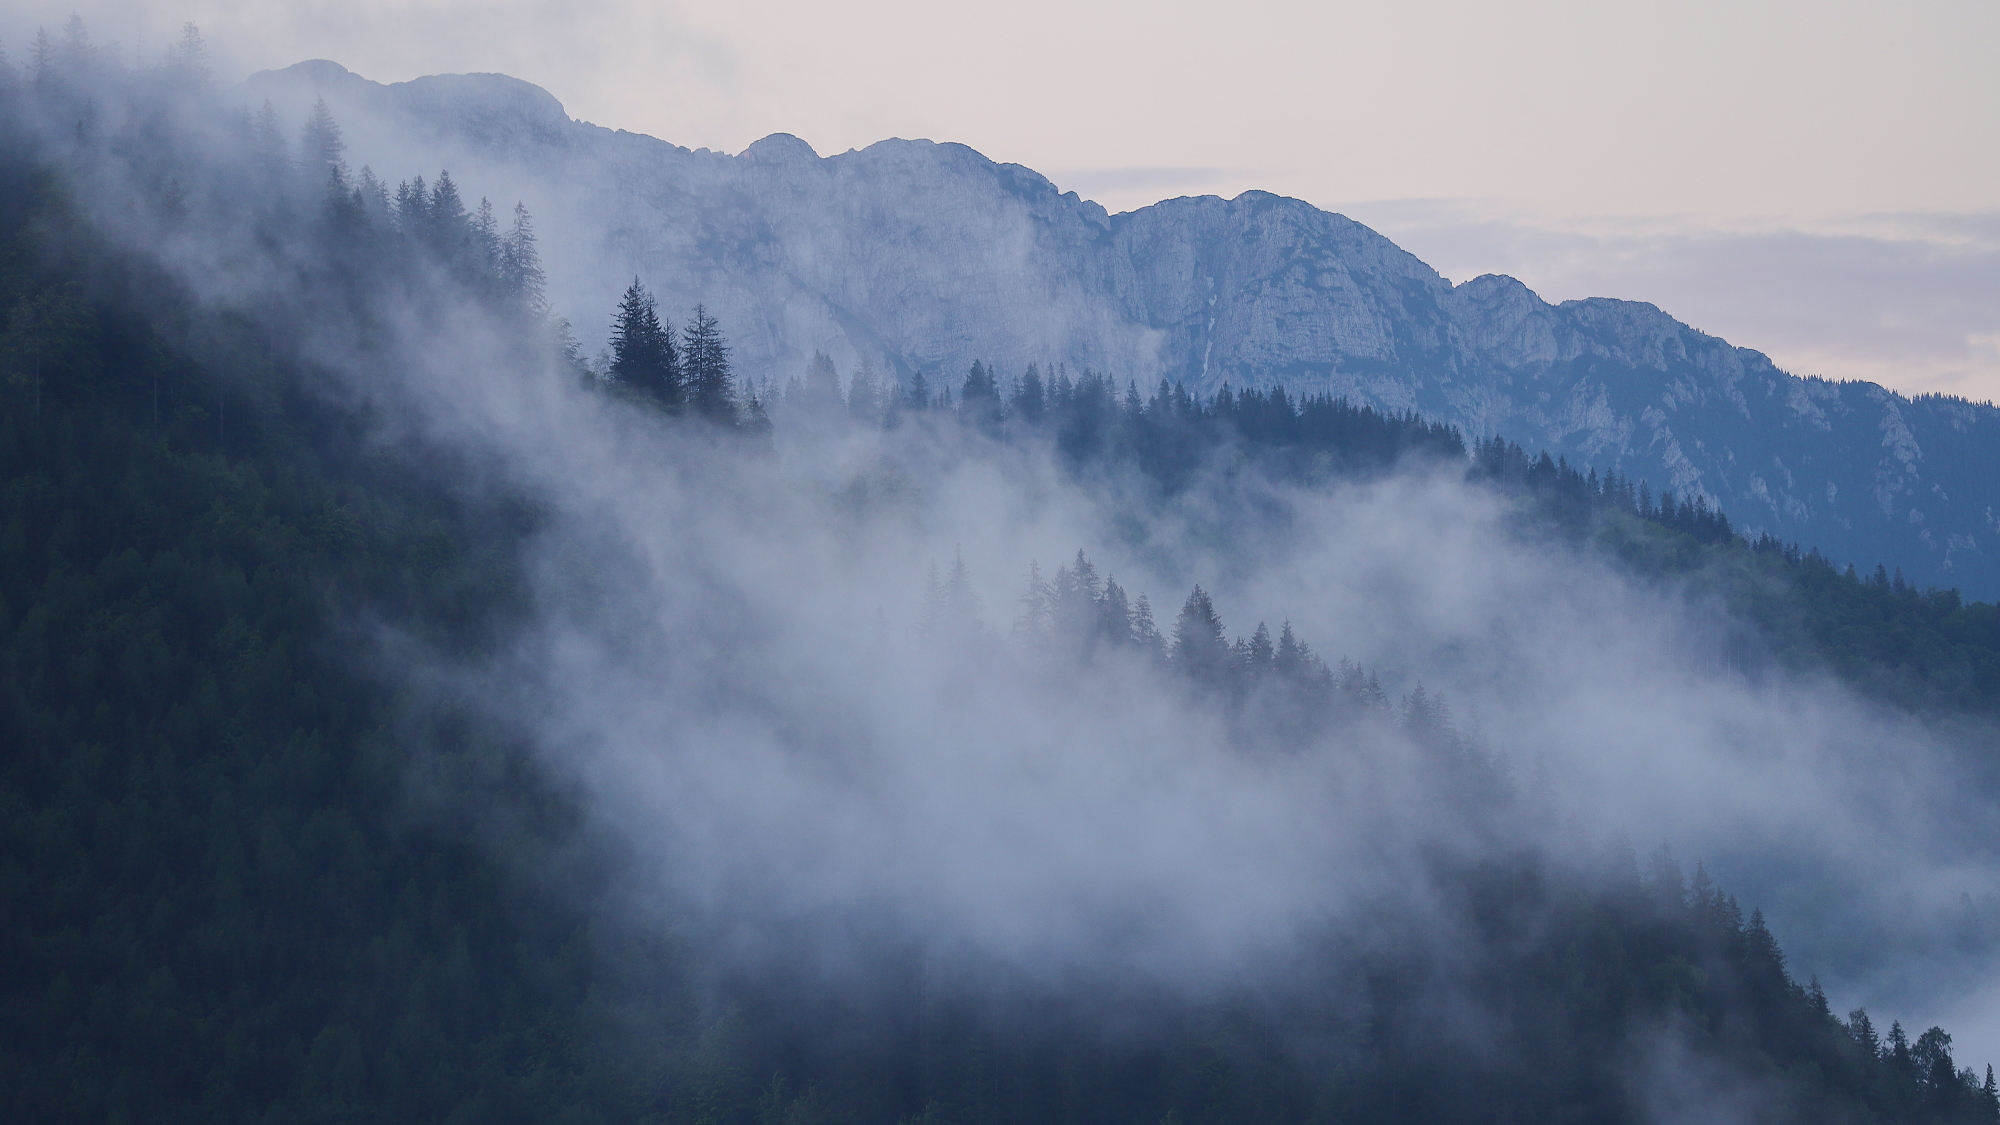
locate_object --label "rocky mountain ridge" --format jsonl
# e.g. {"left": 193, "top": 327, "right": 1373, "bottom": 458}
{"left": 241, "top": 62, "right": 2000, "bottom": 597}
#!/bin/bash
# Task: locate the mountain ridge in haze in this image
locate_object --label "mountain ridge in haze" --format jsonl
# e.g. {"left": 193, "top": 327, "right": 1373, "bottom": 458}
{"left": 243, "top": 61, "right": 2000, "bottom": 598}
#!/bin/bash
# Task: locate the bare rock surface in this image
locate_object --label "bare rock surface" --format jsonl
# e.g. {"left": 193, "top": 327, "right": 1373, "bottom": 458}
{"left": 240, "top": 62, "right": 2000, "bottom": 595}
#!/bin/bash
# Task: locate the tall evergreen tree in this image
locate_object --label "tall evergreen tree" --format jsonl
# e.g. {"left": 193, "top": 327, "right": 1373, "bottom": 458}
{"left": 355, "top": 167, "right": 391, "bottom": 225}
{"left": 499, "top": 202, "right": 547, "bottom": 315}
{"left": 165, "top": 22, "right": 210, "bottom": 89}
{"left": 395, "top": 175, "right": 427, "bottom": 234}
{"left": 795, "top": 351, "right": 844, "bottom": 417}
{"left": 252, "top": 101, "right": 289, "bottom": 182}
{"left": 1172, "top": 585, "right": 1230, "bottom": 679}
{"left": 28, "top": 28, "right": 56, "bottom": 89}
{"left": 473, "top": 197, "right": 500, "bottom": 274}
{"left": 426, "top": 170, "right": 469, "bottom": 258}
{"left": 1099, "top": 577, "right": 1132, "bottom": 645}
{"left": 298, "top": 96, "right": 345, "bottom": 182}
{"left": 58, "top": 13, "right": 95, "bottom": 76}
{"left": 1012, "top": 363, "right": 1045, "bottom": 425}
{"left": 961, "top": 359, "right": 1002, "bottom": 431}
{"left": 847, "top": 358, "right": 881, "bottom": 422}
{"left": 610, "top": 279, "right": 679, "bottom": 408}
{"left": 1274, "top": 621, "right": 1307, "bottom": 678}
{"left": 743, "top": 389, "right": 774, "bottom": 436}
{"left": 1131, "top": 592, "right": 1163, "bottom": 654}
{"left": 682, "top": 304, "right": 735, "bottom": 423}
{"left": 1046, "top": 550, "right": 1109, "bottom": 655}
{"left": 1244, "top": 622, "right": 1275, "bottom": 674}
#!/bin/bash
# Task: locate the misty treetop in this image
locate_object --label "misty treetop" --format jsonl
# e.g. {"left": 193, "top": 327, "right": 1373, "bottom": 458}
{"left": 924, "top": 546, "right": 1456, "bottom": 760}
{"left": 769, "top": 348, "right": 1466, "bottom": 487}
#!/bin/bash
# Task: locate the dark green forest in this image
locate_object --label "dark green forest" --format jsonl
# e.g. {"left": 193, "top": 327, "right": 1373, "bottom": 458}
{"left": 6, "top": 23, "right": 2000, "bottom": 1125}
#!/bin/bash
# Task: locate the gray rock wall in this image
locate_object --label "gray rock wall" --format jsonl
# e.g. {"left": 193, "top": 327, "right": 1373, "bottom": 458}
{"left": 239, "top": 62, "right": 2000, "bottom": 597}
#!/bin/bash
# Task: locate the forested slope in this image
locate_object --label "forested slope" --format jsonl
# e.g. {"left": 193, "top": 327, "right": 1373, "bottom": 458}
{"left": 0, "top": 121, "right": 624, "bottom": 1118}
{"left": 4, "top": 26, "right": 2000, "bottom": 1125}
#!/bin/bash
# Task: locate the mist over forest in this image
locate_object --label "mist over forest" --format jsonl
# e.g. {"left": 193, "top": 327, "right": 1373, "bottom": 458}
{"left": 6, "top": 20, "right": 2000, "bottom": 1125}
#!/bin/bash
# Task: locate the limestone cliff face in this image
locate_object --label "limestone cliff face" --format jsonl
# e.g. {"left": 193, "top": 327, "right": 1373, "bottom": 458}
{"left": 240, "top": 62, "right": 2000, "bottom": 596}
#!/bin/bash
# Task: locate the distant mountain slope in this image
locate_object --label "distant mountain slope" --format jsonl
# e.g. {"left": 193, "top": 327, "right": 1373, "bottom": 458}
{"left": 241, "top": 62, "right": 2000, "bottom": 597}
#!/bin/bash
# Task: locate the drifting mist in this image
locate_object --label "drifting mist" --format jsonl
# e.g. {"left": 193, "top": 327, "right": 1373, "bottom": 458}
{"left": 11, "top": 28, "right": 2000, "bottom": 1119}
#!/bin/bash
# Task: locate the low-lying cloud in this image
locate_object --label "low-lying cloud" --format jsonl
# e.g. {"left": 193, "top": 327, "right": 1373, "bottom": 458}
{"left": 26, "top": 51, "right": 2000, "bottom": 1076}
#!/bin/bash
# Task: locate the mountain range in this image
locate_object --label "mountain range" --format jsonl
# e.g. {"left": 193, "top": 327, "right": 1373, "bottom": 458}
{"left": 242, "top": 60, "right": 2000, "bottom": 599}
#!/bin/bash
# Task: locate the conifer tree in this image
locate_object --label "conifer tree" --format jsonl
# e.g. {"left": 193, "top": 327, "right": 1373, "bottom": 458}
{"left": 682, "top": 304, "right": 735, "bottom": 423}
{"left": 299, "top": 97, "right": 345, "bottom": 182}
{"left": 395, "top": 176, "right": 426, "bottom": 234}
{"left": 355, "top": 167, "right": 391, "bottom": 225}
{"left": 961, "top": 359, "right": 1002, "bottom": 431}
{"left": 796, "top": 351, "right": 844, "bottom": 416}
{"left": 427, "top": 170, "right": 468, "bottom": 256}
{"left": 59, "top": 13, "right": 94, "bottom": 76}
{"left": 253, "top": 101, "right": 289, "bottom": 181}
{"left": 1889, "top": 1021, "right": 1915, "bottom": 1079}
{"left": 1245, "top": 622, "right": 1274, "bottom": 674}
{"left": 879, "top": 373, "right": 906, "bottom": 425}
{"left": 847, "top": 359, "right": 880, "bottom": 423}
{"left": 1172, "top": 585, "right": 1229, "bottom": 679}
{"left": 499, "top": 202, "right": 547, "bottom": 315}
{"left": 1130, "top": 592, "right": 1162, "bottom": 654}
{"left": 1745, "top": 908, "right": 1785, "bottom": 974}
{"left": 1402, "top": 684, "right": 1457, "bottom": 746}
{"left": 610, "top": 278, "right": 679, "bottom": 408}
{"left": 1099, "top": 577, "right": 1132, "bottom": 646}
{"left": 1013, "top": 363, "right": 1045, "bottom": 425}
{"left": 1275, "top": 621, "right": 1306, "bottom": 677}
{"left": 29, "top": 28, "right": 56, "bottom": 89}
{"left": 743, "top": 390, "right": 774, "bottom": 436}
{"left": 473, "top": 197, "right": 500, "bottom": 274}
{"left": 165, "top": 23, "right": 209, "bottom": 89}
{"left": 1689, "top": 863, "right": 1719, "bottom": 922}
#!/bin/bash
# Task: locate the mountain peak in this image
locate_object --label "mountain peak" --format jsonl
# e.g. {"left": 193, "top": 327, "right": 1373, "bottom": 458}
{"left": 389, "top": 72, "right": 568, "bottom": 134}
{"left": 240, "top": 64, "right": 568, "bottom": 148}
{"left": 282, "top": 59, "right": 353, "bottom": 83}
{"left": 247, "top": 59, "right": 367, "bottom": 96}
{"left": 232, "top": 59, "right": 2000, "bottom": 595}
{"left": 741, "top": 132, "right": 821, "bottom": 163}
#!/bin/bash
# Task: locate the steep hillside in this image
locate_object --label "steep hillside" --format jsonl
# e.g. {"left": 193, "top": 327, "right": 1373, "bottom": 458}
{"left": 9, "top": 41, "right": 2000, "bottom": 1124}
{"left": 242, "top": 61, "right": 2000, "bottom": 597}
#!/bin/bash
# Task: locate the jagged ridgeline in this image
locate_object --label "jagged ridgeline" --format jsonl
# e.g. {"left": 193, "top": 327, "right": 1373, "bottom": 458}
{"left": 238, "top": 54, "right": 2000, "bottom": 601}
{"left": 5, "top": 21, "right": 2000, "bottom": 1125}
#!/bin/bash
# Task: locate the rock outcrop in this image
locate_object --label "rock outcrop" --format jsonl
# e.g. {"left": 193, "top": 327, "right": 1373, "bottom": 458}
{"left": 239, "top": 62, "right": 2000, "bottom": 596}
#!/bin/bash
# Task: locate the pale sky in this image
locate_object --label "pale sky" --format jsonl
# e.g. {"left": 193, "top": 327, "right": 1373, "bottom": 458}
{"left": 10, "top": 0, "right": 2000, "bottom": 399}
